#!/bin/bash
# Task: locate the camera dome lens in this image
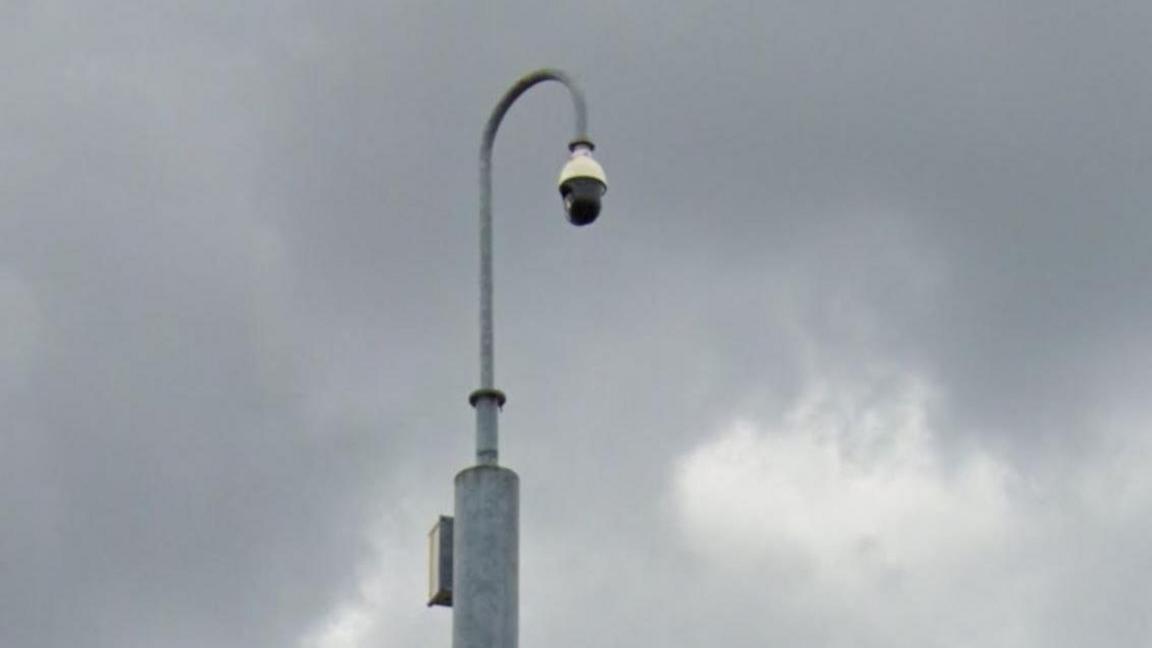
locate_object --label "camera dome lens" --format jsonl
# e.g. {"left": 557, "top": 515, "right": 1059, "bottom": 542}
{"left": 561, "top": 178, "right": 605, "bottom": 226}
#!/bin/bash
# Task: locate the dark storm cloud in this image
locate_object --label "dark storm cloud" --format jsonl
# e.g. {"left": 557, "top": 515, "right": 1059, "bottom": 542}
{"left": 3, "top": 2, "right": 1150, "bottom": 647}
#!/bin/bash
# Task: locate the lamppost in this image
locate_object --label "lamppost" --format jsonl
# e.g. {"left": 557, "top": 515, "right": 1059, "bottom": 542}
{"left": 427, "top": 69, "right": 607, "bottom": 648}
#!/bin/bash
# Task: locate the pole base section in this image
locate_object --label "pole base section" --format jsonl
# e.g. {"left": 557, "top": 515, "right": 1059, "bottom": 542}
{"left": 453, "top": 465, "right": 519, "bottom": 648}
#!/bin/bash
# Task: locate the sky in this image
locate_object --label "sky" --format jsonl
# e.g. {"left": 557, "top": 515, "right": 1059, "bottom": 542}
{"left": 2, "top": 2, "right": 1151, "bottom": 647}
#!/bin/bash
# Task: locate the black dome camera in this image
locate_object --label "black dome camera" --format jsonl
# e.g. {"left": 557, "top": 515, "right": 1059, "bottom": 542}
{"left": 558, "top": 141, "right": 607, "bottom": 227}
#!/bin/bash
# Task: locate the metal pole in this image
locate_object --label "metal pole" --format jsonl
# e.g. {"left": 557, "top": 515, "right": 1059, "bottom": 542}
{"left": 455, "top": 69, "right": 590, "bottom": 648}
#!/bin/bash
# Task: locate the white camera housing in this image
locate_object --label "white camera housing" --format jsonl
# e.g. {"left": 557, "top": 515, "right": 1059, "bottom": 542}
{"left": 557, "top": 142, "right": 607, "bottom": 226}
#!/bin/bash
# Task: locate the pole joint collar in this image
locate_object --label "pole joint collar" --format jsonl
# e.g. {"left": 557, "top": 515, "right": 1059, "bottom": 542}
{"left": 568, "top": 138, "right": 595, "bottom": 152}
{"left": 469, "top": 388, "right": 507, "bottom": 408}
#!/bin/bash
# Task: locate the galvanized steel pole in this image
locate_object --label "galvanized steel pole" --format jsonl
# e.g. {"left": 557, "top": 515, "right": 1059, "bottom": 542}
{"left": 455, "top": 69, "right": 590, "bottom": 648}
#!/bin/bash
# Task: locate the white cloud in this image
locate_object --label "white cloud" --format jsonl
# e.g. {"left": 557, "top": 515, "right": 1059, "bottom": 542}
{"left": 672, "top": 362, "right": 1152, "bottom": 647}
{"left": 672, "top": 370, "right": 1040, "bottom": 645}
{"left": 675, "top": 373, "right": 1013, "bottom": 576}
{"left": 300, "top": 497, "right": 440, "bottom": 648}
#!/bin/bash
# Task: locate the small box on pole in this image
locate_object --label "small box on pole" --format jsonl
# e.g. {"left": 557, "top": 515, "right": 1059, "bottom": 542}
{"left": 427, "top": 515, "right": 453, "bottom": 607}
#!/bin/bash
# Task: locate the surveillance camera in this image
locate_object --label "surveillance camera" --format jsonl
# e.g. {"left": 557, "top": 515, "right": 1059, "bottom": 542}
{"left": 557, "top": 141, "right": 607, "bottom": 226}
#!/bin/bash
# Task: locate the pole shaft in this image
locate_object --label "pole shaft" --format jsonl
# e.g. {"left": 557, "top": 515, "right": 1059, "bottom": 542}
{"left": 476, "top": 399, "right": 499, "bottom": 466}
{"left": 453, "top": 466, "right": 519, "bottom": 648}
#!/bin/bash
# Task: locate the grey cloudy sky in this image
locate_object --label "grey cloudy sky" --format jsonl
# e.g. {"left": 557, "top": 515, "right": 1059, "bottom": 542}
{"left": 3, "top": 2, "right": 1151, "bottom": 646}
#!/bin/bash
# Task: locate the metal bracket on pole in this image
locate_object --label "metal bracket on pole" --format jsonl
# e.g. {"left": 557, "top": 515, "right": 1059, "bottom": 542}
{"left": 427, "top": 516, "right": 454, "bottom": 607}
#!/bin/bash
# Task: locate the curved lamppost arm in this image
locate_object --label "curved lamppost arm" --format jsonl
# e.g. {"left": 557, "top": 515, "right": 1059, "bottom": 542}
{"left": 472, "top": 69, "right": 591, "bottom": 465}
